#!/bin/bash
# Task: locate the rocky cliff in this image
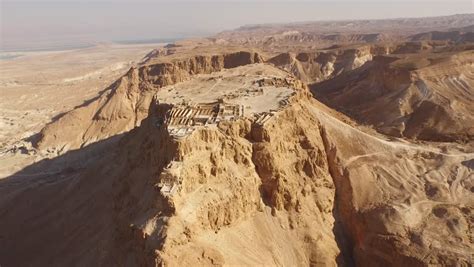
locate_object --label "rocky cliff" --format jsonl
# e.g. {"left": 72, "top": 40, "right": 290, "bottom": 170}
{"left": 312, "top": 50, "right": 474, "bottom": 142}
{"left": 116, "top": 90, "right": 472, "bottom": 266}
{"left": 35, "top": 51, "right": 263, "bottom": 152}
{"left": 2, "top": 24, "right": 473, "bottom": 266}
{"left": 267, "top": 45, "right": 387, "bottom": 84}
{"left": 1, "top": 70, "right": 472, "bottom": 266}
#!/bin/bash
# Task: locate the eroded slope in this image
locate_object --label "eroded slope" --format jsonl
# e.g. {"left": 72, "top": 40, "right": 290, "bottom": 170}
{"left": 312, "top": 50, "right": 474, "bottom": 142}
{"left": 35, "top": 51, "right": 263, "bottom": 152}
{"left": 1, "top": 65, "right": 472, "bottom": 266}
{"left": 2, "top": 17, "right": 474, "bottom": 265}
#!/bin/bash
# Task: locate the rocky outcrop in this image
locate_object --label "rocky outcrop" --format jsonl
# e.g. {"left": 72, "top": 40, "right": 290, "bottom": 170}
{"left": 3, "top": 13, "right": 474, "bottom": 267}
{"left": 317, "top": 110, "right": 474, "bottom": 266}
{"left": 111, "top": 87, "right": 474, "bottom": 266}
{"left": 267, "top": 45, "right": 384, "bottom": 83}
{"left": 1, "top": 78, "right": 472, "bottom": 266}
{"left": 139, "top": 51, "right": 263, "bottom": 90}
{"left": 110, "top": 92, "right": 341, "bottom": 266}
{"left": 311, "top": 51, "right": 474, "bottom": 142}
{"left": 35, "top": 51, "right": 263, "bottom": 152}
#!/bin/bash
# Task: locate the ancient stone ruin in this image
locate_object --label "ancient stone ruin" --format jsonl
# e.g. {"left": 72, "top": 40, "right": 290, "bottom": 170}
{"left": 164, "top": 100, "right": 244, "bottom": 138}
{"left": 158, "top": 161, "right": 182, "bottom": 197}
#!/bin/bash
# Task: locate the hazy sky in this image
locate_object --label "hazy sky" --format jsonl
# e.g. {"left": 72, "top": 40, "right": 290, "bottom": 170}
{"left": 1, "top": 0, "right": 472, "bottom": 51}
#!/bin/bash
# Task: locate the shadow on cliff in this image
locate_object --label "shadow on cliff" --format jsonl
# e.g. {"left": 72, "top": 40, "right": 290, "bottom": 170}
{"left": 0, "top": 109, "right": 177, "bottom": 266}
{"left": 0, "top": 133, "right": 124, "bottom": 266}
{"left": 332, "top": 197, "right": 355, "bottom": 267}
{"left": 1, "top": 134, "right": 123, "bottom": 188}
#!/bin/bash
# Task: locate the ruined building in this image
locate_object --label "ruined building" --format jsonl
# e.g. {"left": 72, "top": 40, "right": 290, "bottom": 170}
{"left": 164, "top": 100, "right": 244, "bottom": 138}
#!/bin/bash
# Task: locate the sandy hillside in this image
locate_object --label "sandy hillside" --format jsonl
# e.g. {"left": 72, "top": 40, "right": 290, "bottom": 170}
{"left": 0, "top": 43, "right": 164, "bottom": 176}
{"left": 311, "top": 50, "right": 474, "bottom": 142}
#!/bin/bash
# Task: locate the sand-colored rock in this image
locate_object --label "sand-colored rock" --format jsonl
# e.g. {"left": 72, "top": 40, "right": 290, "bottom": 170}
{"left": 2, "top": 81, "right": 472, "bottom": 265}
{"left": 0, "top": 14, "right": 473, "bottom": 267}
{"left": 35, "top": 51, "right": 263, "bottom": 152}
{"left": 267, "top": 45, "right": 381, "bottom": 83}
{"left": 312, "top": 50, "right": 474, "bottom": 142}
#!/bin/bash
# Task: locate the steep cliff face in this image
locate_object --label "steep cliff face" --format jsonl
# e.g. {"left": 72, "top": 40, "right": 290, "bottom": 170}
{"left": 111, "top": 91, "right": 474, "bottom": 266}
{"left": 315, "top": 105, "right": 474, "bottom": 266}
{"left": 3, "top": 15, "right": 474, "bottom": 267}
{"left": 35, "top": 51, "right": 263, "bottom": 152}
{"left": 312, "top": 51, "right": 474, "bottom": 142}
{"left": 267, "top": 45, "right": 384, "bottom": 83}
{"left": 259, "top": 32, "right": 387, "bottom": 46}
{"left": 110, "top": 93, "right": 341, "bottom": 266}
{"left": 139, "top": 51, "right": 263, "bottom": 90}
{"left": 1, "top": 79, "right": 472, "bottom": 266}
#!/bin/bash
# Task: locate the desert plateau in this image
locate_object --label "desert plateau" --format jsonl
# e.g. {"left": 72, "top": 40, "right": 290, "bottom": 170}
{"left": 0, "top": 8, "right": 473, "bottom": 267}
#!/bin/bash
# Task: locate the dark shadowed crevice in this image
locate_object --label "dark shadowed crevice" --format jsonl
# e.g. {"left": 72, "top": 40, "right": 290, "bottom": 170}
{"left": 319, "top": 125, "right": 355, "bottom": 267}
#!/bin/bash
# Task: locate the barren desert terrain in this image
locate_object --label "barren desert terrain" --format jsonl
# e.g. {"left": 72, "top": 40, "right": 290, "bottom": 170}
{"left": 0, "top": 43, "right": 165, "bottom": 176}
{"left": 0, "top": 14, "right": 473, "bottom": 266}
